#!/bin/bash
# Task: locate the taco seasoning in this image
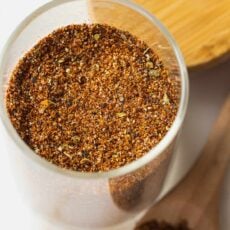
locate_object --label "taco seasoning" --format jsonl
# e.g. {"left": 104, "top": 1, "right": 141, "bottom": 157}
{"left": 136, "top": 219, "right": 191, "bottom": 230}
{"left": 6, "top": 24, "right": 180, "bottom": 172}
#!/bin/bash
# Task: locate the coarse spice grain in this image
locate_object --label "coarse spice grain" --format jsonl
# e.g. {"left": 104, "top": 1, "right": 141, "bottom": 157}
{"left": 6, "top": 24, "right": 180, "bottom": 172}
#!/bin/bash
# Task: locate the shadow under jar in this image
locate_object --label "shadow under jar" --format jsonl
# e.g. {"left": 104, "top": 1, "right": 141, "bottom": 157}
{"left": 0, "top": 0, "right": 189, "bottom": 229}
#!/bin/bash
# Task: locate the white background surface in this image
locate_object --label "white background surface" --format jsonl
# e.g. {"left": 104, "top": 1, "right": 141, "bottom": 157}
{"left": 0, "top": 1, "right": 229, "bottom": 229}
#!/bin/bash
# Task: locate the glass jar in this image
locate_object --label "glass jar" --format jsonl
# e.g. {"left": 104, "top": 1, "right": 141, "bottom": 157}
{"left": 0, "top": 0, "right": 189, "bottom": 229}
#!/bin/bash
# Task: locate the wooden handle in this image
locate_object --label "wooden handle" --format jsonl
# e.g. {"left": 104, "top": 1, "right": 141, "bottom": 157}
{"left": 183, "top": 94, "right": 230, "bottom": 194}
{"left": 139, "top": 95, "right": 230, "bottom": 229}
{"left": 178, "top": 95, "right": 230, "bottom": 229}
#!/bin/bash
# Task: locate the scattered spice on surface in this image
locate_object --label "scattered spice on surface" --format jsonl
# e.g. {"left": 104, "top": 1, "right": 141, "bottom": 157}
{"left": 6, "top": 24, "right": 180, "bottom": 172}
{"left": 136, "top": 219, "right": 191, "bottom": 230}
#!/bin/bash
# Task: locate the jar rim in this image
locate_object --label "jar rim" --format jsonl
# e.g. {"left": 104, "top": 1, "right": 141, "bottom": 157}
{"left": 0, "top": 0, "right": 189, "bottom": 179}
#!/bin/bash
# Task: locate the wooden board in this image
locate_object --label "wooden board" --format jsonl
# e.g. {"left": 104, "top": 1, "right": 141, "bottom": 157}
{"left": 134, "top": 0, "right": 230, "bottom": 68}
{"left": 91, "top": 0, "right": 230, "bottom": 69}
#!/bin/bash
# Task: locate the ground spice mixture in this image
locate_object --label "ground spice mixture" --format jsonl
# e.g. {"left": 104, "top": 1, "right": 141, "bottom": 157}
{"left": 136, "top": 220, "right": 191, "bottom": 230}
{"left": 6, "top": 24, "right": 180, "bottom": 172}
